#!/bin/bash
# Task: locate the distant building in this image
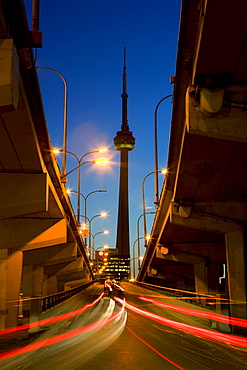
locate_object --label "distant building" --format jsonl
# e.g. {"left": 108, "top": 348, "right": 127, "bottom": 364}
{"left": 96, "top": 248, "right": 130, "bottom": 282}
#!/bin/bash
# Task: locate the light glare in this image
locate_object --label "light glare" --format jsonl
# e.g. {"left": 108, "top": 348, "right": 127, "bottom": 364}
{"left": 95, "top": 158, "right": 109, "bottom": 166}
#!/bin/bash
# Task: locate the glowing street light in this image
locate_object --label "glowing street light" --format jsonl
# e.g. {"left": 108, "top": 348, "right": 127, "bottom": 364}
{"left": 66, "top": 189, "right": 107, "bottom": 231}
{"left": 61, "top": 158, "right": 108, "bottom": 179}
{"left": 78, "top": 211, "right": 108, "bottom": 251}
{"left": 87, "top": 213, "right": 108, "bottom": 252}
{"left": 137, "top": 211, "right": 156, "bottom": 268}
{"left": 95, "top": 158, "right": 108, "bottom": 166}
{"left": 132, "top": 237, "right": 146, "bottom": 279}
{"left": 62, "top": 158, "right": 108, "bottom": 226}
{"left": 54, "top": 148, "right": 108, "bottom": 222}
{"left": 89, "top": 230, "right": 109, "bottom": 259}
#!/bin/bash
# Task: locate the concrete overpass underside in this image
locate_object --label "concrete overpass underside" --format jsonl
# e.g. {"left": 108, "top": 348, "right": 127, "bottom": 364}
{"left": 0, "top": 0, "right": 93, "bottom": 330}
{"left": 138, "top": 0, "right": 247, "bottom": 329}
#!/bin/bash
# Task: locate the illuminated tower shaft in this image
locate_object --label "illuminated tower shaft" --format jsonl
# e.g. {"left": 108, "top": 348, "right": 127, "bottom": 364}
{"left": 114, "top": 48, "right": 135, "bottom": 257}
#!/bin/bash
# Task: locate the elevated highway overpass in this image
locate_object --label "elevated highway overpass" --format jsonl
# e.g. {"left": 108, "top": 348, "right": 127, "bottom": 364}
{"left": 0, "top": 0, "right": 93, "bottom": 330}
{"left": 138, "top": 0, "right": 247, "bottom": 329}
{"left": 1, "top": 0, "right": 247, "bottom": 336}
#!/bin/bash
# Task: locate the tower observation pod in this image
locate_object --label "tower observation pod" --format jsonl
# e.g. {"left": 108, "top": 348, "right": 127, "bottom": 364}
{"left": 114, "top": 47, "right": 135, "bottom": 263}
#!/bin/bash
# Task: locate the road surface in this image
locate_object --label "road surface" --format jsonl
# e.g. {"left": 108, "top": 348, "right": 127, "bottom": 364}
{"left": 0, "top": 282, "right": 247, "bottom": 369}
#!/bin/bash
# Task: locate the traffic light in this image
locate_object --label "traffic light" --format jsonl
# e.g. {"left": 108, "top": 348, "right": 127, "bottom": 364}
{"left": 96, "top": 250, "right": 106, "bottom": 271}
{"left": 96, "top": 250, "right": 104, "bottom": 260}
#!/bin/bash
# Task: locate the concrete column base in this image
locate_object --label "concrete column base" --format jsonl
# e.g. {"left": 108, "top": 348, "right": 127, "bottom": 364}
{"left": 0, "top": 249, "right": 22, "bottom": 330}
{"left": 225, "top": 229, "right": 247, "bottom": 335}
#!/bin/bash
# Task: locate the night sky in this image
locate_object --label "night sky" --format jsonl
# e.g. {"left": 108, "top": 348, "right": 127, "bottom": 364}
{"left": 24, "top": 0, "right": 181, "bottom": 263}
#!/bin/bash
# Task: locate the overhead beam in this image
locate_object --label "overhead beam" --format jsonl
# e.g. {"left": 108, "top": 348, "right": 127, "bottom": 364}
{"left": 156, "top": 247, "right": 207, "bottom": 265}
{"left": 23, "top": 242, "right": 77, "bottom": 266}
{"left": 0, "top": 173, "right": 48, "bottom": 219}
{"left": 170, "top": 202, "right": 242, "bottom": 234}
{"left": 0, "top": 218, "right": 67, "bottom": 250}
{"left": 194, "top": 201, "right": 247, "bottom": 223}
{"left": 44, "top": 257, "right": 83, "bottom": 276}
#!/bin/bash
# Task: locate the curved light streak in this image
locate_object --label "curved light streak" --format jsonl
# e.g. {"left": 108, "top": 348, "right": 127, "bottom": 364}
{"left": 126, "top": 324, "right": 185, "bottom": 370}
{"left": 139, "top": 296, "right": 247, "bottom": 328}
{"left": 114, "top": 298, "right": 247, "bottom": 349}
{"left": 0, "top": 293, "right": 104, "bottom": 336}
{"left": 0, "top": 299, "right": 126, "bottom": 362}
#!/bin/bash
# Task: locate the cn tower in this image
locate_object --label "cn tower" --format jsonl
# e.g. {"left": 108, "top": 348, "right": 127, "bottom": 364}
{"left": 114, "top": 47, "right": 135, "bottom": 258}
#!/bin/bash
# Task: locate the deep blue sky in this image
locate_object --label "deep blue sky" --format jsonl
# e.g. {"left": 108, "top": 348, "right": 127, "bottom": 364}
{"left": 24, "top": 0, "right": 181, "bottom": 266}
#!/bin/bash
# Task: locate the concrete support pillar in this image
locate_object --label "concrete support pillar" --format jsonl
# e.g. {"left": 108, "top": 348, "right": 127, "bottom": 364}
{"left": 0, "top": 249, "right": 8, "bottom": 331}
{"left": 57, "top": 279, "right": 65, "bottom": 292}
{"left": 43, "top": 274, "right": 57, "bottom": 296}
{"left": 22, "top": 264, "right": 44, "bottom": 330}
{"left": 225, "top": 229, "right": 247, "bottom": 328}
{"left": 215, "top": 293, "right": 230, "bottom": 333}
{"left": 0, "top": 249, "right": 23, "bottom": 330}
{"left": 207, "top": 262, "right": 221, "bottom": 293}
{"left": 194, "top": 262, "right": 207, "bottom": 307}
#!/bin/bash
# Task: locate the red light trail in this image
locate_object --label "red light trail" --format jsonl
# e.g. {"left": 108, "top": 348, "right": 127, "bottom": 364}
{"left": 139, "top": 296, "right": 247, "bottom": 328}
{"left": 126, "top": 325, "right": 186, "bottom": 370}
{"left": 0, "top": 293, "right": 104, "bottom": 337}
{"left": 114, "top": 298, "right": 247, "bottom": 349}
{"left": 0, "top": 299, "right": 125, "bottom": 362}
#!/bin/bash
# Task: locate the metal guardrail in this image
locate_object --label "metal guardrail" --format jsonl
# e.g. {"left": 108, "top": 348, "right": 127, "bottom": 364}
{"left": 134, "top": 281, "right": 229, "bottom": 310}
{"left": 41, "top": 280, "right": 95, "bottom": 312}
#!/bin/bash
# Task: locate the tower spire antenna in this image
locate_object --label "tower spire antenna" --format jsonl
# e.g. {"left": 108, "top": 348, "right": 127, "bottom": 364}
{"left": 113, "top": 48, "right": 135, "bottom": 265}
{"left": 121, "top": 47, "right": 129, "bottom": 131}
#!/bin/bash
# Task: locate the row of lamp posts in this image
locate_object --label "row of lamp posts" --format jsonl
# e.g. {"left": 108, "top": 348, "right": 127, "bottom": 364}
{"left": 35, "top": 66, "right": 110, "bottom": 271}
{"left": 132, "top": 94, "right": 173, "bottom": 279}
{"left": 36, "top": 65, "right": 173, "bottom": 279}
{"left": 53, "top": 149, "right": 110, "bottom": 259}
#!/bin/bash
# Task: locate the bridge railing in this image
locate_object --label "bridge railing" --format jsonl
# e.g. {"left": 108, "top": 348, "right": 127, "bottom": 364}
{"left": 133, "top": 281, "right": 229, "bottom": 311}
{"left": 41, "top": 280, "right": 95, "bottom": 312}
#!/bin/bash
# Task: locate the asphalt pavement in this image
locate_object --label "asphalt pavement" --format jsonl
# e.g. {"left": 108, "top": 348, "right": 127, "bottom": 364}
{"left": 0, "top": 282, "right": 247, "bottom": 370}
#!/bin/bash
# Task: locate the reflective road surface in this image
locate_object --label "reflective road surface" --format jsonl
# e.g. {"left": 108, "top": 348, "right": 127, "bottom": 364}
{"left": 1, "top": 283, "right": 247, "bottom": 369}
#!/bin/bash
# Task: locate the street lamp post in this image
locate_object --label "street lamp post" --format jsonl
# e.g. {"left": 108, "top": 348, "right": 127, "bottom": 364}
{"left": 95, "top": 245, "right": 109, "bottom": 276}
{"left": 83, "top": 191, "right": 107, "bottom": 232}
{"left": 54, "top": 149, "right": 107, "bottom": 223}
{"left": 80, "top": 190, "right": 107, "bottom": 245}
{"left": 36, "top": 66, "right": 68, "bottom": 179}
{"left": 80, "top": 212, "right": 108, "bottom": 254}
{"left": 61, "top": 158, "right": 108, "bottom": 184}
{"left": 89, "top": 213, "right": 107, "bottom": 254}
{"left": 132, "top": 237, "right": 145, "bottom": 279}
{"left": 61, "top": 157, "right": 108, "bottom": 235}
{"left": 67, "top": 189, "right": 107, "bottom": 229}
{"left": 142, "top": 170, "right": 167, "bottom": 245}
{"left": 137, "top": 212, "right": 156, "bottom": 268}
{"left": 89, "top": 230, "right": 109, "bottom": 259}
{"left": 154, "top": 94, "right": 173, "bottom": 205}
{"left": 130, "top": 257, "right": 143, "bottom": 280}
